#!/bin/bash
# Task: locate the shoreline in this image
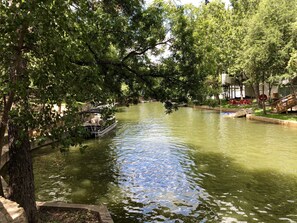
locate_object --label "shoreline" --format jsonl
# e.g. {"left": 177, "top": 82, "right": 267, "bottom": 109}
{"left": 0, "top": 140, "right": 114, "bottom": 223}
{"left": 193, "top": 105, "right": 297, "bottom": 127}
{"left": 193, "top": 105, "right": 242, "bottom": 113}
{"left": 246, "top": 114, "right": 297, "bottom": 127}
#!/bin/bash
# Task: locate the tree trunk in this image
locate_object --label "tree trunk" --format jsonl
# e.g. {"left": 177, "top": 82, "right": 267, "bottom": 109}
{"left": 8, "top": 122, "right": 38, "bottom": 223}
{"left": 1, "top": 21, "right": 27, "bottom": 197}
{"left": 268, "top": 83, "right": 272, "bottom": 99}
{"left": 215, "top": 93, "right": 220, "bottom": 102}
{"left": 253, "top": 82, "right": 261, "bottom": 107}
{"left": 0, "top": 93, "right": 15, "bottom": 197}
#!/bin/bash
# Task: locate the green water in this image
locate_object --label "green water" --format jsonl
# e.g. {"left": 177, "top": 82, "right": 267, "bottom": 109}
{"left": 33, "top": 103, "right": 297, "bottom": 222}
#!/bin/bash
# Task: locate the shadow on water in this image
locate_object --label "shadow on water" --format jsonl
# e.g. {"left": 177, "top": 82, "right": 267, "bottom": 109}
{"left": 33, "top": 136, "right": 119, "bottom": 204}
{"left": 106, "top": 147, "right": 297, "bottom": 223}
{"left": 187, "top": 148, "right": 297, "bottom": 223}
{"left": 33, "top": 143, "right": 297, "bottom": 222}
{"left": 34, "top": 135, "right": 297, "bottom": 223}
{"left": 32, "top": 103, "right": 297, "bottom": 223}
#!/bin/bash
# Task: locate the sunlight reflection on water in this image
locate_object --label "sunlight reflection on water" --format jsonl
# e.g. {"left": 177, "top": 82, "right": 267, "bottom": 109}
{"left": 33, "top": 103, "right": 297, "bottom": 223}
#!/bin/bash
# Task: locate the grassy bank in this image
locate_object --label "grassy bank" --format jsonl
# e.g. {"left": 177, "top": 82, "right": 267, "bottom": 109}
{"left": 196, "top": 99, "right": 297, "bottom": 122}
{"left": 254, "top": 109, "right": 297, "bottom": 122}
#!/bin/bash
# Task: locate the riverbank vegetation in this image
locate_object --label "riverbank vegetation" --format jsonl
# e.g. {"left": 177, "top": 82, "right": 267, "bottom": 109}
{"left": 1, "top": 0, "right": 297, "bottom": 222}
{"left": 254, "top": 109, "right": 297, "bottom": 122}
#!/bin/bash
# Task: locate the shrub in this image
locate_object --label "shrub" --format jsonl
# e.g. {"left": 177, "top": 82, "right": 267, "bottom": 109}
{"left": 204, "top": 99, "right": 219, "bottom": 107}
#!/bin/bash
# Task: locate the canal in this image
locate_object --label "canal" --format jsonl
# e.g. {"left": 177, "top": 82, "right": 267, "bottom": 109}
{"left": 33, "top": 102, "right": 297, "bottom": 222}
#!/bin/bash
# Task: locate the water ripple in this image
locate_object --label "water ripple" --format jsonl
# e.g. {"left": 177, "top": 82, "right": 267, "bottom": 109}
{"left": 110, "top": 120, "right": 218, "bottom": 222}
{"left": 33, "top": 103, "right": 297, "bottom": 223}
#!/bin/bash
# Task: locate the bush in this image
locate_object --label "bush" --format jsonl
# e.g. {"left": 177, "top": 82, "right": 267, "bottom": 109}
{"left": 203, "top": 99, "right": 219, "bottom": 107}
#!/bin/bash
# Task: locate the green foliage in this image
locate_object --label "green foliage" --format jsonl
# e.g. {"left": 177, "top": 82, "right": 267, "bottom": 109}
{"left": 287, "top": 50, "right": 297, "bottom": 78}
{"left": 191, "top": 1, "right": 232, "bottom": 100}
{"left": 230, "top": 0, "right": 260, "bottom": 14}
{"left": 2, "top": 0, "right": 297, "bottom": 219}
{"left": 0, "top": 0, "right": 177, "bottom": 147}
{"left": 241, "top": 0, "right": 297, "bottom": 86}
{"left": 203, "top": 99, "right": 219, "bottom": 108}
{"left": 99, "top": 105, "right": 116, "bottom": 121}
{"left": 157, "top": 3, "right": 206, "bottom": 102}
{"left": 1, "top": 0, "right": 296, "bottom": 153}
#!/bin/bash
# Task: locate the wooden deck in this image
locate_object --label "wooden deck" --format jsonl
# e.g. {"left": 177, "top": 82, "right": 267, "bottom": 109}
{"left": 271, "top": 93, "right": 297, "bottom": 113}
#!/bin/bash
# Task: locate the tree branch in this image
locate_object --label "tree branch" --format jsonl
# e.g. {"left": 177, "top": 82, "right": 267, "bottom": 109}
{"left": 121, "top": 38, "right": 173, "bottom": 62}
{"left": 75, "top": 41, "right": 180, "bottom": 98}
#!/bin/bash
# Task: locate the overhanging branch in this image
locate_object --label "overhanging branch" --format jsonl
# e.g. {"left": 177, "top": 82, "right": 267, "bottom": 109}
{"left": 122, "top": 38, "right": 173, "bottom": 62}
{"left": 72, "top": 41, "right": 181, "bottom": 94}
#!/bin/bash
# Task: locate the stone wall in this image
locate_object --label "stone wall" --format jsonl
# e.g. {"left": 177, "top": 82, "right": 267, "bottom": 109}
{"left": 246, "top": 114, "right": 297, "bottom": 127}
{"left": 0, "top": 197, "right": 27, "bottom": 223}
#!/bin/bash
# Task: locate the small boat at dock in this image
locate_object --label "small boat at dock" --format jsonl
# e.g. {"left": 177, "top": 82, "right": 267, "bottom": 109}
{"left": 82, "top": 104, "right": 117, "bottom": 138}
{"left": 83, "top": 117, "right": 117, "bottom": 137}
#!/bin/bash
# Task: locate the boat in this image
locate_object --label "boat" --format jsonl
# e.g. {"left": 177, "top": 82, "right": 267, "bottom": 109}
{"left": 83, "top": 115, "right": 117, "bottom": 138}
{"left": 82, "top": 105, "right": 118, "bottom": 138}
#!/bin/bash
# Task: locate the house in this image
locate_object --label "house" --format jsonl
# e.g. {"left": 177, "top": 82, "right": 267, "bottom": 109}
{"left": 221, "top": 73, "right": 281, "bottom": 100}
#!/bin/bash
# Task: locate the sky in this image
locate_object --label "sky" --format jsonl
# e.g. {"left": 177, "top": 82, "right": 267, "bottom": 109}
{"left": 146, "top": 0, "right": 230, "bottom": 7}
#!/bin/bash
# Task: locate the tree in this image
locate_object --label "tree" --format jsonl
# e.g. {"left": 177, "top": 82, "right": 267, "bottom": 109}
{"left": 160, "top": 2, "right": 206, "bottom": 104}
{"left": 227, "top": 0, "right": 260, "bottom": 100}
{"left": 0, "top": 1, "right": 87, "bottom": 221}
{"left": 0, "top": 1, "right": 179, "bottom": 221}
{"left": 241, "top": 0, "right": 297, "bottom": 102}
{"left": 283, "top": 22, "right": 297, "bottom": 88}
{"left": 193, "top": 0, "right": 231, "bottom": 101}
{"left": 229, "top": 0, "right": 259, "bottom": 15}
{"left": 288, "top": 51, "right": 297, "bottom": 78}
